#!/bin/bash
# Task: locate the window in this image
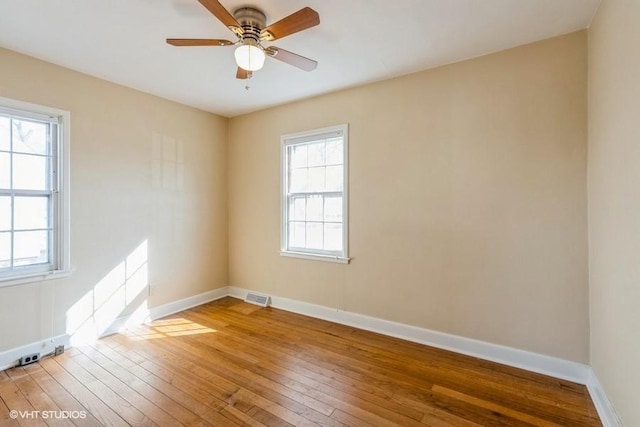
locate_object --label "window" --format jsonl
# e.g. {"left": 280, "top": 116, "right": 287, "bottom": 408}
{"left": 0, "top": 97, "right": 70, "bottom": 287}
{"left": 281, "top": 124, "right": 349, "bottom": 263}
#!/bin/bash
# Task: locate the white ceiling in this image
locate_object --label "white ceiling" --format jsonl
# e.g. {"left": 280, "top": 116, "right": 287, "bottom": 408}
{"left": 0, "top": 0, "right": 600, "bottom": 117}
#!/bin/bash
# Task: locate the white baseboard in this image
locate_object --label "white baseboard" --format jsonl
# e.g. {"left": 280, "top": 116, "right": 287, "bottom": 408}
{"left": 0, "top": 287, "right": 229, "bottom": 371}
{"left": 228, "top": 286, "right": 625, "bottom": 425}
{"left": 587, "top": 369, "right": 623, "bottom": 427}
{"left": 149, "top": 287, "right": 229, "bottom": 320}
{"left": 227, "top": 286, "right": 590, "bottom": 384}
{"left": 0, "top": 334, "right": 70, "bottom": 372}
{"left": 101, "top": 287, "right": 230, "bottom": 337}
{"left": 0, "top": 285, "right": 621, "bottom": 427}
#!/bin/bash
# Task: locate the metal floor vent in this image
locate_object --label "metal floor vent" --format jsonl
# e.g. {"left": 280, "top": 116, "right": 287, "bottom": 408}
{"left": 245, "top": 292, "right": 271, "bottom": 307}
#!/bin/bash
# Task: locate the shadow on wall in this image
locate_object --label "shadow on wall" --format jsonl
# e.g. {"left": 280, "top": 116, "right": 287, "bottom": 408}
{"left": 65, "top": 240, "right": 151, "bottom": 345}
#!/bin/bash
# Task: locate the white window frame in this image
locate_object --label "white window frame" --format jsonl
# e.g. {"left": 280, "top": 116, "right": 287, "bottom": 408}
{"left": 0, "top": 96, "right": 71, "bottom": 288}
{"left": 280, "top": 124, "right": 350, "bottom": 264}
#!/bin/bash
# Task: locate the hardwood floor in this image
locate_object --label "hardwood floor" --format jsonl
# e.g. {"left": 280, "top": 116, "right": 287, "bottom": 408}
{"left": 0, "top": 297, "right": 601, "bottom": 426}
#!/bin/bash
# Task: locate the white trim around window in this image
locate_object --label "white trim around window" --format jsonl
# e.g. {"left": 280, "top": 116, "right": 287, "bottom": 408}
{"left": 0, "top": 96, "right": 71, "bottom": 288}
{"left": 280, "top": 124, "right": 350, "bottom": 264}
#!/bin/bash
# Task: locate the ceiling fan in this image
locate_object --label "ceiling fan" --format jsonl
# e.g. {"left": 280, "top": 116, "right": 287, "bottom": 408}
{"left": 167, "top": 0, "right": 320, "bottom": 79}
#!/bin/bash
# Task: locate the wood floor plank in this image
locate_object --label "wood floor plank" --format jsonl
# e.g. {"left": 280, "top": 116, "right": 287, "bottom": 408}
{"left": 245, "top": 405, "right": 294, "bottom": 427}
{"left": 193, "top": 331, "right": 438, "bottom": 424}
{"left": 21, "top": 363, "right": 102, "bottom": 427}
{"left": 265, "top": 308, "right": 593, "bottom": 404}
{"left": 102, "top": 337, "right": 242, "bottom": 426}
{"left": 52, "top": 355, "right": 155, "bottom": 426}
{"left": 203, "top": 299, "right": 601, "bottom": 425}
{"left": 110, "top": 336, "right": 244, "bottom": 406}
{"left": 420, "top": 405, "right": 486, "bottom": 427}
{"left": 201, "top": 305, "right": 590, "bottom": 424}
{"left": 0, "top": 296, "right": 602, "bottom": 426}
{"left": 267, "top": 310, "right": 599, "bottom": 424}
{"left": 432, "top": 384, "right": 564, "bottom": 426}
{"left": 75, "top": 345, "right": 209, "bottom": 426}
{"left": 188, "top": 299, "right": 599, "bottom": 426}
{"left": 140, "top": 334, "right": 345, "bottom": 425}
{"left": 219, "top": 404, "right": 270, "bottom": 427}
{"left": 39, "top": 358, "right": 128, "bottom": 427}
{"left": 0, "top": 391, "right": 21, "bottom": 427}
{"left": 187, "top": 307, "right": 439, "bottom": 396}
{"left": 62, "top": 351, "right": 181, "bottom": 426}
{"left": 181, "top": 309, "right": 432, "bottom": 423}
{"left": 255, "top": 307, "right": 585, "bottom": 392}
{"left": 330, "top": 408, "right": 378, "bottom": 427}
{"left": 115, "top": 332, "right": 337, "bottom": 426}
{"left": 248, "top": 365, "right": 410, "bottom": 427}
{"left": 5, "top": 366, "right": 74, "bottom": 427}
{"left": 0, "top": 380, "right": 46, "bottom": 427}
{"left": 0, "top": 371, "right": 10, "bottom": 384}
{"left": 118, "top": 320, "right": 417, "bottom": 426}
{"left": 85, "top": 341, "right": 217, "bottom": 426}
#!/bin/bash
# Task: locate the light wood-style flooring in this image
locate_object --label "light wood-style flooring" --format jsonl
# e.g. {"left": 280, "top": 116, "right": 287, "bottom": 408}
{"left": 0, "top": 297, "right": 601, "bottom": 426}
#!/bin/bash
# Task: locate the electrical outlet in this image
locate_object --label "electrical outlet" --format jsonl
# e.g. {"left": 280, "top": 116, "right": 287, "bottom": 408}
{"left": 54, "top": 345, "right": 64, "bottom": 356}
{"left": 19, "top": 353, "right": 40, "bottom": 366}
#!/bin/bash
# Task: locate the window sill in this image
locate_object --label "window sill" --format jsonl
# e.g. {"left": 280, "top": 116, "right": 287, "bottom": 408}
{"left": 0, "top": 269, "right": 73, "bottom": 289}
{"left": 280, "top": 251, "right": 350, "bottom": 264}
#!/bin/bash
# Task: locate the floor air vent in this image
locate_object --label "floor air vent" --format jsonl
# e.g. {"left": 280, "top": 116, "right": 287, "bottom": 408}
{"left": 245, "top": 292, "right": 271, "bottom": 307}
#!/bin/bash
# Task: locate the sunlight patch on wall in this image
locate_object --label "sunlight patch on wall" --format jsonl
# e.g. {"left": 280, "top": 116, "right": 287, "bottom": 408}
{"left": 66, "top": 240, "right": 149, "bottom": 345}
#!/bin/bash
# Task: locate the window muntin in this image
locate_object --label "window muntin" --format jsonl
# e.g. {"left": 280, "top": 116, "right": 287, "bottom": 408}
{"left": 0, "top": 99, "right": 70, "bottom": 286}
{"left": 281, "top": 125, "right": 348, "bottom": 261}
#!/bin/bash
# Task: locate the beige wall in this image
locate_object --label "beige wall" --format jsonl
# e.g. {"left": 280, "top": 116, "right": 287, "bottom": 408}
{"left": 0, "top": 48, "right": 228, "bottom": 351}
{"left": 229, "top": 32, "right": 589, "bottom": 362}
{"left": 0, "top": 29, "right": 592, "bottom": 369}
{"left": 589, "top": 0, "right": 640, "bottom": 425}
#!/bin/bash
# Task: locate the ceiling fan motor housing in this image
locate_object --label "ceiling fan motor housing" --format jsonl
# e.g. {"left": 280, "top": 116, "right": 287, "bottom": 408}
{"left": 234, "top": 7, "right": 266, "bottom": 45}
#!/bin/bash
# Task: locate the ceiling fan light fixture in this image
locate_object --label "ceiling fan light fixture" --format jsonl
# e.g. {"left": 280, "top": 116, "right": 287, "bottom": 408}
{"left": 167, "top": 2, "right": 320, "bottom": 78}
{"left": 234, "top": 44, "right": 266, "bottom": 71}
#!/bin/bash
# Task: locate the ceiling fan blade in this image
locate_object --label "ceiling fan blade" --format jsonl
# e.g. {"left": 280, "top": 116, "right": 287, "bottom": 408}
{"left": 260, "top": 7, "right": 319, "bottom": 41}
{"left": 265, "top": 47, "right": 317, "bottom": 71}
{"left": 236, "top": 67, "right": 252, "bottom": 79}
{"left": 166, "top": 38, "right": 234, "bottom": 46}
{"left": 197, "top": 0, "right": 242, "bottom": 35}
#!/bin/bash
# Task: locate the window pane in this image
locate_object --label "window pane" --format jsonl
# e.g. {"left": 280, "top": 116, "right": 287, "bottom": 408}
{"left": 308, "top": 167, "right": 325, "bottom": 192}
{"left": 325, "top": 138, "right": 343, "bottom": 165}
{"left": 289, "top": 221, "right": 305, "bottom": 248}
{"left": 324, "top": 196, "right": 342, "bottom": 222}
{"left": 307, "top": 142, "right": 325, "bottom": 167}
{"left": 12, "top": 119, "right": 48, "bottom": 155}
{"left": 283, "top": 127, "right": 346, "bottom": 258}
{"left": 290, "top": 145, "right": 307, "bottom": 169}
{"left": 0, "top": 116, "right": 9, "bottom": 151}
{"left": 14, "top": 197, "right": 48, "bottom": 230}
{"left": 0, "top": 152, "right": 9, "bottom": 189}
{"left": 0, "top": 232, "right": 10, "bottom": 268}
{"left": 13, "top": 230, "right": 48, "bottom": 266}
{"left": 290, "top": 197, "right": 305, "bottom": 221}
{"left": 289, "top": 168, "right": 308, "bottom": 193}
{"left": 325, "top": 165, "right": 343, "bottom": 191}
{"left": 306, "top": 222, "right": 323, "bottom": 249}
{"left": 307, "top": 196, "right": 323, "bottom": 221}
{"left": 13, "top": 154, "right": 48, "bottom": 190}
{"left": 0, "top": 197, "right": 10, "bottom": 231}
{"left": 324, "top": 223, "right": 343, "bottom": 251}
